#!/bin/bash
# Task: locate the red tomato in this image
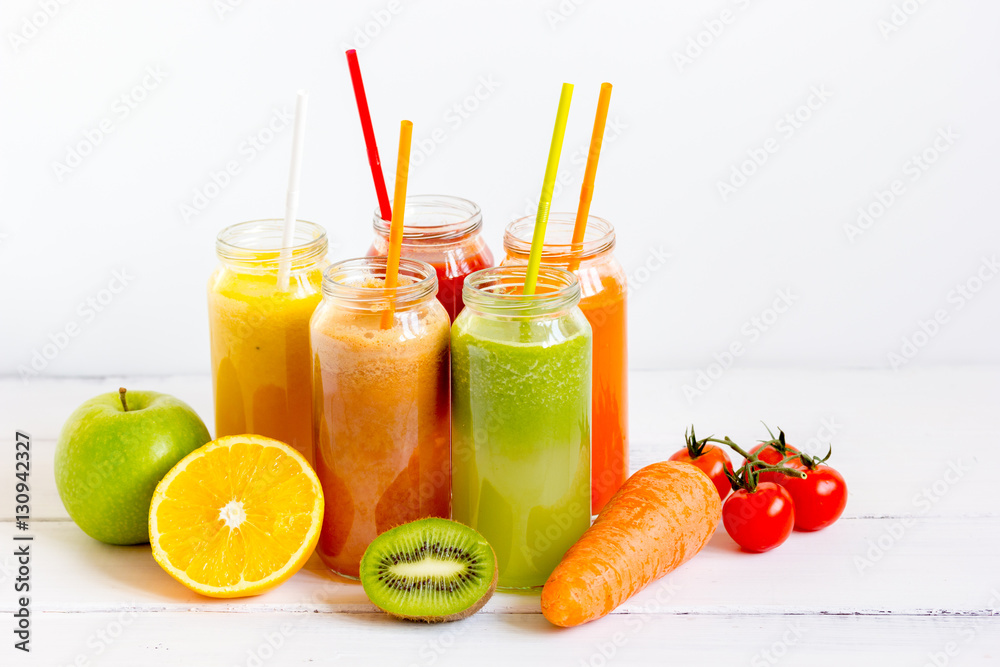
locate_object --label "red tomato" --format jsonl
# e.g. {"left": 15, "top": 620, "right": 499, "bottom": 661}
{"left": 748, "top": 441, "right": 800, "bottom": 466}
{"left": 669, "top": 445, "right": 733, "bottom": 500}
{"left": 779, "top": 464, "right": 848, "bottom": 531}
{"left": 722, "top": 483, "right": 795, "bottom": 553}
{"left": 750, "top": 441, "right": 803, "bottom": 485}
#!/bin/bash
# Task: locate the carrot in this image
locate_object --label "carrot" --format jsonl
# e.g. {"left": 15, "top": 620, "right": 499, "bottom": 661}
{"left": 540, "top": 461, "right": 722, "bottom": 627}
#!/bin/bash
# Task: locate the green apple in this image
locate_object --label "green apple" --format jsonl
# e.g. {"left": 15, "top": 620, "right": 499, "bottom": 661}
{"left": 55, "top": 388, "right": 211, "bottom": 545}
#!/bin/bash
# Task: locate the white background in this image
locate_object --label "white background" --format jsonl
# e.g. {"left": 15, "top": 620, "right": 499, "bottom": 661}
{"left": 2, "top": 0, "right": 998, "bottom": 380}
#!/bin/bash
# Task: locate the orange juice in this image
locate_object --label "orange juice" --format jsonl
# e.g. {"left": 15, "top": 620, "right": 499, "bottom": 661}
{"left": 503, "top": 214, "right": 628, "bottom": 514}
{"left": 208, "top": 220, "right": 327, "bottom": 464}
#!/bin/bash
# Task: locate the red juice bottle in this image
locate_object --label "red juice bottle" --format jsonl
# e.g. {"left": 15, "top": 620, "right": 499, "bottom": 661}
{"left": 367, "top": 195, "right": 494, "bottom": 321}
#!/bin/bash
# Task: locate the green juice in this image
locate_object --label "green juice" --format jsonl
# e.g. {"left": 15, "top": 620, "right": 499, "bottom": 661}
{"left": 451, "top": 313, "right": 591, "bottom": 589}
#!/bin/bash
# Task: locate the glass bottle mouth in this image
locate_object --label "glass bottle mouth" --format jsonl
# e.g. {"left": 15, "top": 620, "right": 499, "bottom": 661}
{"left": 322, "top": 257, "right": 439, "bottom": 310}
{"left": 216, "top": 219, "right": 327, "bottom": 271}
{"left": 503, "top": 214, "right": 615, "bottom": 262}
{"left": 462, "top": 265, "right": 581, "bottom": 317}
{"left": 372, "top": 195, "right": 483, "bottom": 245}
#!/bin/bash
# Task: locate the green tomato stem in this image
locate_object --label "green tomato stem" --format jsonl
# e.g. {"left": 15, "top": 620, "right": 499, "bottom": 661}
{"left": 764, "top": 465, "right": 807, "bottom": 479}
{"left": 705, "top": 436, "right": 752, "bottom": 460}
{"left": 702, "top": 434, "right": 806, "bottom": 492}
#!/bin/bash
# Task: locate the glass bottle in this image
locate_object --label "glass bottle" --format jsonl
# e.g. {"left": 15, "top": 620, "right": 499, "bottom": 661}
{"left": 368, "top": 194, "right": 493, "bottom": 321}
{"left": 451, "top": 265, "right": 592, "bottom": 589}
{"left": 503, "top": 214, "right": 627, "bottom": 514}
{"left": 208, "top": 219, "right": 327, "bottom": 464}
{"left": 311, "top": 257, "right": 451, "bottom": 578}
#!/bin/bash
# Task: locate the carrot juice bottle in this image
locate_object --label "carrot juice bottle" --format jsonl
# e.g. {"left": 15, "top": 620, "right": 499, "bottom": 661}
{"left": 367, "top": 195, "right": 493, "bottom": 321}
{"left": 208, "top": 219, "right": 327, "bottom": 465}
{"left": 311, "top": 257, "right": 451, "bottom": 578}
{"left": 503, "top": 214, "right": 628, "bottom": 514}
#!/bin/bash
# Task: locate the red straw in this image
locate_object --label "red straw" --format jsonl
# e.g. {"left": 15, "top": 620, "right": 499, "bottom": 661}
{"left": 346, "top": 49, "right": 392, "bottom": 221}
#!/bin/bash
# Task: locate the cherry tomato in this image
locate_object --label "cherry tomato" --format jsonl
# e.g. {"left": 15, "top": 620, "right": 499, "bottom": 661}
{"left": 750, "top": 441, "right": 803, "bottom": 485}
{"left": 749, "top": 441, "right": 800, "bottom": 466}
{"left": 669, "top": 444, "right": 733, "bottom": 500}
{"left": 778, "top": 464, "right": 848, "bottom": 531}
{"left": 722, "top": 482, "right": 795, "bottom": 553}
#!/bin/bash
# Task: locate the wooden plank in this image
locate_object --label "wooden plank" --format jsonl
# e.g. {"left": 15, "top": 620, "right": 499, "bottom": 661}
{"left": 4, "top": 368, "right": 998, "bottom": 443}
{"left": 19, "top": 611, "right": 1000, "bottom": 667}
{"left": 5, "top": 369, "right": 997, "bottom": 521}
{"left": 5, "top": 430, "right": 994, "bottom": 522}
{"left": 0, "top": 376, "right": 217, "bottom": 442}
{"left": 2, "top": 518, "right": 997, "bottom": 616}
{"left": 2, "top": 372, "right": 996, "bottom": 663}
{"left": 630, "top": 367, "right": 1000, "bottom": 521}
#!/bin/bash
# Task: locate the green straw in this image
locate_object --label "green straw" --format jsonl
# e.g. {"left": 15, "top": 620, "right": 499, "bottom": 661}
{"left": 523, "top": 82, "right": 574, "bottom": 295}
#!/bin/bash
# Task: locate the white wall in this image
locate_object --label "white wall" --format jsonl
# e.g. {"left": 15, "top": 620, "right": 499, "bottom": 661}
{"left": 3, "top": 0, "right": 998, "bottom": 380}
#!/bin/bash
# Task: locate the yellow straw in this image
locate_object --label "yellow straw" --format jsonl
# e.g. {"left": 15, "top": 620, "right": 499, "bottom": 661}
{"left": 380, "top": 120, "right": 413, "bottom": 329}
{"left": 569, "top": 82, "right": 612, "bottom": 272}
{"left": 523, "top": 82, "right": 574, "bottom": 295}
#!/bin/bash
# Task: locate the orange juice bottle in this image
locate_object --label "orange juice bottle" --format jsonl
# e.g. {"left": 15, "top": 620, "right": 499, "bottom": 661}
{"left": 207, "top": 219, "right": 327, "bottom": 465}
{"left": 503, "top": 214, "right": 627, "bottom": 514}
{"left": 311, "top": 257, "right": 451, "bottom": 578}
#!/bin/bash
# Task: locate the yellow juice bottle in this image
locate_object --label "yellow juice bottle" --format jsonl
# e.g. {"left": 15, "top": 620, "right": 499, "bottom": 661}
{"left": 207, "top": 219, "right": 327, "bottom": 464}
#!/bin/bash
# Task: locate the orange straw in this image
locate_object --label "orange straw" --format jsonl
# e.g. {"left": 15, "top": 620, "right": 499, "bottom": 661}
{"left": 380, "top": 120, "right": 413, "bottom": 329}
{"left": 569, "top": 82, "right": 612, "bottom": 271}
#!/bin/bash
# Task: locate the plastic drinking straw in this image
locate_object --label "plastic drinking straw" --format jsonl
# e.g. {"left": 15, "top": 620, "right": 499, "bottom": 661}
{"left": 277, "top": 90, "right": 309, "bottom": 292}
{"left": 346, "top": 49, "right": 392, "bottom": 221}
{"left": 379, "top": 120, "right": 413, "bottom": 329}
{"left": 523, "top": 83, "right": 574, "bottom": 295}
{"left": 569, "top": 82, "right": 612, "bottom": 272}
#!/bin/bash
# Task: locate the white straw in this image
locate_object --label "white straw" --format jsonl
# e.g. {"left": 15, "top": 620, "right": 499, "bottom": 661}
{"left": 277, "top": 90, "right": 309, "bottom": 291}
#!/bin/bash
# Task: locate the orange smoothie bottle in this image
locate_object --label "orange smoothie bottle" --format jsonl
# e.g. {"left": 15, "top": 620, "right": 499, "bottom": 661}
{"left": 207, "top": 219, "right": 327, "bottom": 465}
{"left": 311, "top": 257, "right": 451, "bottom": 578}
{"left": 503, "top": 214, "right": 628, "bottom": 514}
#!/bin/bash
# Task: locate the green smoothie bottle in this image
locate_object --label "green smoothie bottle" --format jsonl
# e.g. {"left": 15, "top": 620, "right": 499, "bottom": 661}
{"left": 452, "top": 265, "right": 592, "bottom": 589}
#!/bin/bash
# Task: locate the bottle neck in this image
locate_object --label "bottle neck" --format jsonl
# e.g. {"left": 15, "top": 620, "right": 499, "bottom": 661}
{"left": 503, "top": 214, "right": 615, "bottom": 264}
{"left": 372, "top": 194, "right": 483, "bottom": 247}
{"left": 462, "top": 266, "right": 581, "bottom": 319}
{"left": 322, "top": 257, "right": 438, "bottom": 312}
{"left": 216, "top": 219, "right": 327, "bottom": 272}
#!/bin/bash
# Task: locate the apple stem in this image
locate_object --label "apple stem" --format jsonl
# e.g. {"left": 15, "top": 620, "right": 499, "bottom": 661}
{"left": 119, "top": 387, "right": 129, "bottom": 412}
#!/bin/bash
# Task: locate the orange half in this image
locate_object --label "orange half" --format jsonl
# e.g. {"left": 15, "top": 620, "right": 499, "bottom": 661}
{"left": 149, "top": 434, "right": 323, "bottom": 598}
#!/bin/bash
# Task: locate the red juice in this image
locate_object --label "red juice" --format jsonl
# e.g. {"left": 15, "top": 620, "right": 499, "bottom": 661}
{"left": 367, "top": 195, "right": 493, "bottom": 321}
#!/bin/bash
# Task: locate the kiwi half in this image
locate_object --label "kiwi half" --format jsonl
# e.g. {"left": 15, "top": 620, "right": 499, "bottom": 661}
{"left": 360, "top": 518, "right": 498, "bottom": 622}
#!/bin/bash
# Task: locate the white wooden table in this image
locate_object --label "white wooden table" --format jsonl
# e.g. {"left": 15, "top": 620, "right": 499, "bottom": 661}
{"left": 2, "top": 368, "right": 998, "bottom": 665}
